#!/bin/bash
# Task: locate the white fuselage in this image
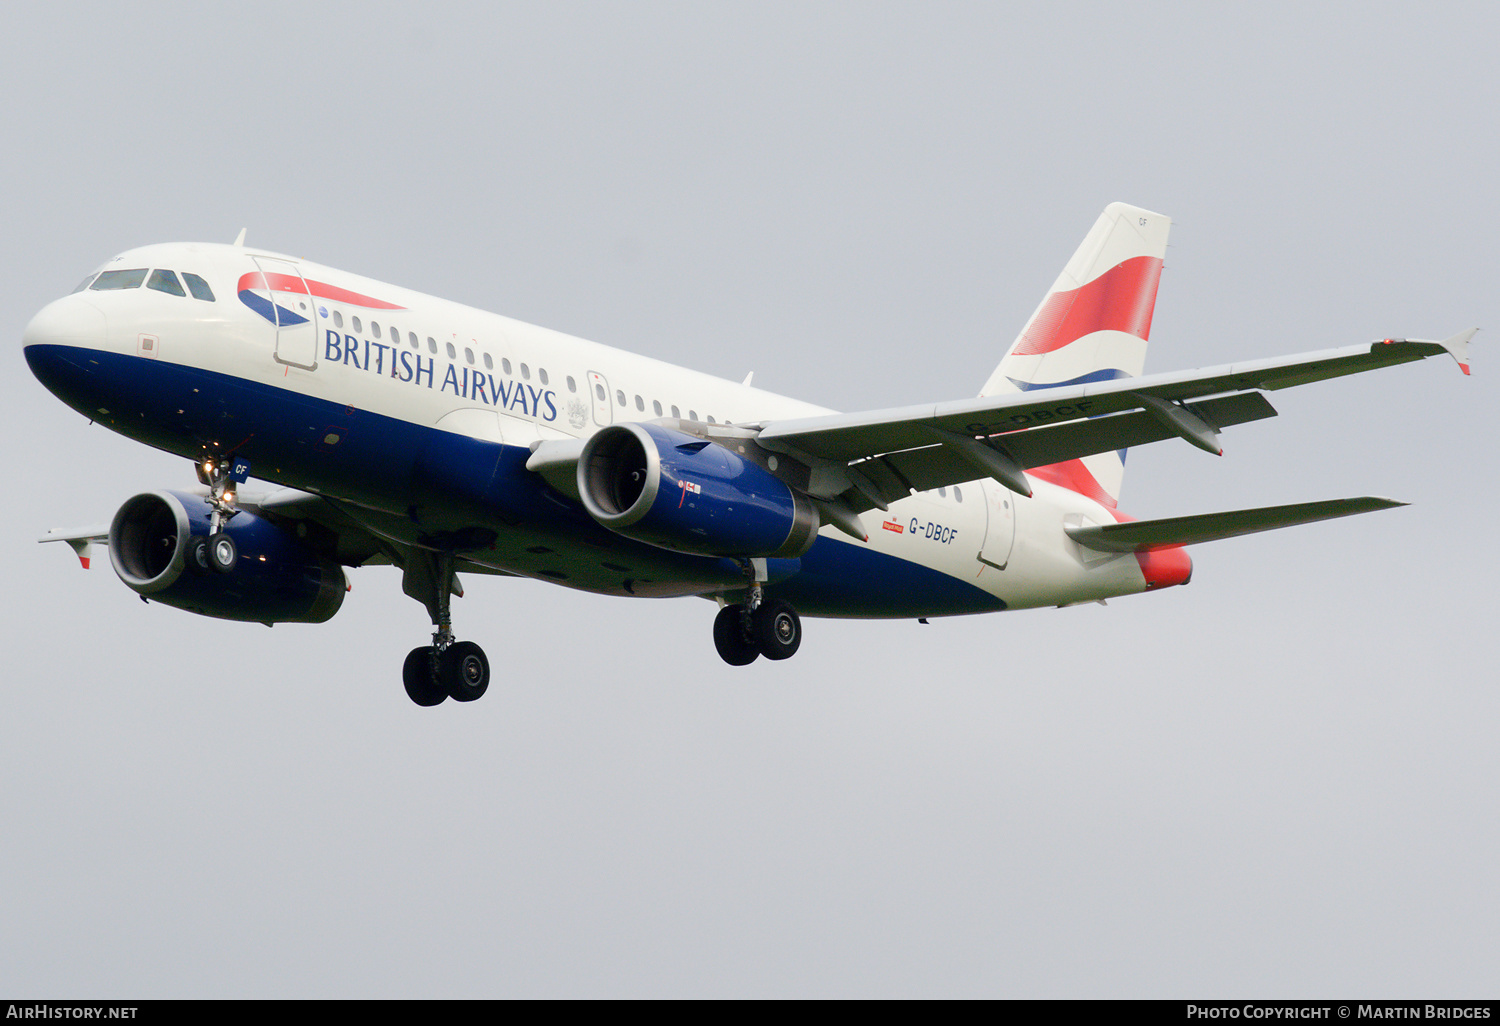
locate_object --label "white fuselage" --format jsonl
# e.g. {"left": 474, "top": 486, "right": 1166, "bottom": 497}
{"left": 25, "top": 241, "right": 1160, "bottom": 617}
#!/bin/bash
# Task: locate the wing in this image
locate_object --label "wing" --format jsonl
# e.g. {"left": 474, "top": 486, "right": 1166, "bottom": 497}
{"left": 750, "top": 330, "right": 1475, "bottom": 510}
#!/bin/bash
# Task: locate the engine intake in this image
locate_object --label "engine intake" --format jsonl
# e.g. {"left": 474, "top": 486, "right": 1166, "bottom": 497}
{"left": 109, "top": 491, "right": 347, "bottom": 624}
{"left": 578, "top": 424, "right": 818, "bottom": 558}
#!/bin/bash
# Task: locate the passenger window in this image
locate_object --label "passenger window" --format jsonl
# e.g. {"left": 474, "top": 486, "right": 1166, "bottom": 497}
{"left": 567, "top": 376, "right": 577, "bottom": 393}
{"left": 446, "top": 342, "right": 456, "bottom": 359}
{"left": 502, "top": 358, "right": 512, "bottom": 375}
{"left": 539, "top": 368, "right": 549, "bottom": 386}
{"left": 147, "top": 270, "right": 186, "bottom": 297}
{"left": 521, "top": 363, "right": 531, "bottom": 380}
{"left": 333, "top": 311, "right": 344, "bottom": 328}
{"left": 653, "top": 400, "right": 663, "bottom": 416}
{"left": 91, "top": 269, "right": 148, "bottom": 290}
{"left": 616, "top": 390, "right": 626, "bottom": 406}
{"left": 706, "top": 415, "right": 716, "bottom": 424}
{"left": 181, "top": 272, "right": 215, "bottom": 301}
{"left": 484, "top": 353, "right": 493, "bottom": 370}
{"left": 635, "top": 395, "right": 645, "bottom": 411}
{"left": 352, "top": 316, "right": 363, "bottom": 333}
{"left": 671, "top": 405, "right": 680, "bottom": 418}
{"left": 595, "top": 383, "right": 606, "bottom": 401}
{"left": 465, "top": 348, "right": 475, "bottom": 365}
{"left": 408, "top": 331, "right": 419, "bottom": 349}
{"left": 689, "top": 410, "right": 698, "bottom": 421}
{"left": 72, "top": 274, "right": 97, "bottom": 293}
{"left": 427, "top": 337, "right": 437, "bottom": 353}
{"left": 372, "top": 322, "right": 382, "bottom": 339}
{"left": 954, "top": 486, "right": 963, "bottom": 502}
{"left": 938, "top": 487, "right": 947, "bottom": 498}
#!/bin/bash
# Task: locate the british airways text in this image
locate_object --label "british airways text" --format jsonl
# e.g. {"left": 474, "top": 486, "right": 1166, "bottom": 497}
{"left": 324, "top": 330, "right": 558, "bottom": 422}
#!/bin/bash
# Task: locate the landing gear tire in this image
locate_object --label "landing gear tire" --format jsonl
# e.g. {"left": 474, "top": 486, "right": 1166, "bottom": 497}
{"left": 186, "top": 536, "right": 211, "bottom": 574}
{"left": 754, "top": 598, "right": 801, "bottom": 660}
{"left": 442, "top": 641, "right": 490, "bottom": 702}
{"left": 403, "top": 646, "right": 448, "bottom": 707}
{"left": 207, "top": 532, "right": 237, "bottom": 573}
{"left": 713, "top": 604, "right": 760, "bottom": 666}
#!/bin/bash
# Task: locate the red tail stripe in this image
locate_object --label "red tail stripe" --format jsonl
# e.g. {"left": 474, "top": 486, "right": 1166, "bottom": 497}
{"left": 1011, "top": 255, "right": 1163, "bottom": 356}
{"left": 1027, "top": 458, "right": 1118, "bottom": 509}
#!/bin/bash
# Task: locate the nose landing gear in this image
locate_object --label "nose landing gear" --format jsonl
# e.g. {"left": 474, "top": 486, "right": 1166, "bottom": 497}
{"left": 191, "top": 456, "right": 243, "bottom": 574}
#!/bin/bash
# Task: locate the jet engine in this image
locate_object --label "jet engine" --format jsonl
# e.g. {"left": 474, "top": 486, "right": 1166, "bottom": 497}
{"left": 578, "top": 423, "right": 819, "bottom": 558}
{"left": 109, "top": 490, "right": 347, "bottom": 623}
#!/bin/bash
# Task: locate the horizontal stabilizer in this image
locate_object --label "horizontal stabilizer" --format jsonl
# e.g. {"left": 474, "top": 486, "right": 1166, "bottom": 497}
{"left": 1066, "top": 496, "right": 1407, "bottom": 553}
{"left": 39, "top": 524, "right": 110, "bottom": 569}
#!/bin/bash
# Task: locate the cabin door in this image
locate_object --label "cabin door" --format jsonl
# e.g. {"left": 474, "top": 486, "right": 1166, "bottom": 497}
{"left": 586, "top": 371, "right": 613, "bottom": 426}
{"left": 977, "top": 479, "right": 1017, "bottom": 571}
{"left": 250, "top": 256, "right": 318, "bottom": 371}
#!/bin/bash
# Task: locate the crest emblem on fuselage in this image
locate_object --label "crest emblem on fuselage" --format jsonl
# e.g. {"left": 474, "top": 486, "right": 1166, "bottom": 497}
{"left": 566, "top": 397, "right": 588, "bottom": 429}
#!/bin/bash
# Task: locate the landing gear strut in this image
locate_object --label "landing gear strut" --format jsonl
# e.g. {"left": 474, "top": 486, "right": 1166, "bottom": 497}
{"left": 712, "top": 558, "right": 802, "bottom": 665}
{"left": 193, "top": 456, "right": 241, "bottom": 574}
{"left": 401, "top": 550, "right": 491, "bottom": 706}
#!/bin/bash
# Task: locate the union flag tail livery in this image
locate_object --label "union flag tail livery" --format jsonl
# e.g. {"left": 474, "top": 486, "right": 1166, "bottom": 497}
{"left": 982, "top": 202, "right": 1171, "bottom": 504}
{"left": 24, "top": 205, "right": 1473, "bottom": 705}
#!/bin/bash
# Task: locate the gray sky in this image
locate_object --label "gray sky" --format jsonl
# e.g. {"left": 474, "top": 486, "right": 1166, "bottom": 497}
{"left": 2, "top": 2, "right": 1496, "bottom": 997}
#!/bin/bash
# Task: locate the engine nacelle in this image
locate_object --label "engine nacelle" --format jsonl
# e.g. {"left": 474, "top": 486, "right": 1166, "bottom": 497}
{"left": 109, "top": 491, "right": 347, "bottom": 624}
{"left": 578, "top": 423, "right": 819, "bottom": 558}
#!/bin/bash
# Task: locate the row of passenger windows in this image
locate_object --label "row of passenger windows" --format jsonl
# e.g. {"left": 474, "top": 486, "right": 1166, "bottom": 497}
{"left": 75, "top": 269, "right": 215, "bottom": 301}
{"left": 602, "top": 384, "right": 718, "bottom": 423}
{"left": 323, "top": 305, "right": 725, "bottom": 424}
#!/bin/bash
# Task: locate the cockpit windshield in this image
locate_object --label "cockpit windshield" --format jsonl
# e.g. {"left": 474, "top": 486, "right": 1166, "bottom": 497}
{"left": 147, "top": 269, "right": 186, "bottom": 297}
{"left": 182, "top": 272, "right": 214, "bottom": 301}
{"left": 82, "top": 267, "right": 216, "bottom": 301}
{"left": 91, "top": 269, "right": 148, "bottom": 291}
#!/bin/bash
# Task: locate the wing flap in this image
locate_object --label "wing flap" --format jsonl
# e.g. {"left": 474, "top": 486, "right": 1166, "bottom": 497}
{"left": 1065, "top": 496, "right": 1407, "bottom": 553}
{"left": 998, "top": 392, "right": 1275, "bottom": 469}
{"left": 838, "top": 393, "right": 1277, "bottom": 505}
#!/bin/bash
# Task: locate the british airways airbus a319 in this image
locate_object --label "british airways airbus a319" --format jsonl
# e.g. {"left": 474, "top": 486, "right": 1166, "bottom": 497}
{"left": 24, "top": 204, "right": 1474, "bottom": 706}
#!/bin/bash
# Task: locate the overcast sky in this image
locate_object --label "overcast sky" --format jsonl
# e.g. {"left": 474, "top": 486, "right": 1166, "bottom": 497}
{"left": 2, "top": 2, "right": 1496, "bottom": 998}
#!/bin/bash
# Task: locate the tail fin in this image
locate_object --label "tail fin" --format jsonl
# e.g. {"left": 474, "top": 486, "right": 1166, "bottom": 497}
{"left": 981, "top": 202, "right": 1172, "bottom": 504}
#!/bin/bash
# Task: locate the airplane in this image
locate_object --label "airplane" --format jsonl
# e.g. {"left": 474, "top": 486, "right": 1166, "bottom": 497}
{"left": 23, "top": 203, "right": 1474, "bottom": 706}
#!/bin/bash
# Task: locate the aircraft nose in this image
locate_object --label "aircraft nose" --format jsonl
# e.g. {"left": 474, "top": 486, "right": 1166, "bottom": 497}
{"left": 23, "top": 296, "right": 109, "bottom": 408}
{"left": 23, "top": 295, "right": 107, "bottom": 352}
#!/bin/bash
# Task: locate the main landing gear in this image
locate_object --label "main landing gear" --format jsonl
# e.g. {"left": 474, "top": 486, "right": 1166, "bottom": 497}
{"left": 712, "top": 559, "right": 802, "bottom": 666}
{"left": 401, "top": 550, "right": 491, "bottom": 707}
